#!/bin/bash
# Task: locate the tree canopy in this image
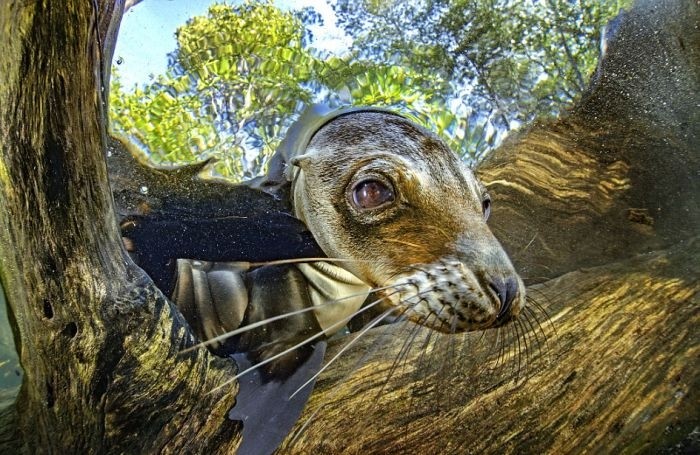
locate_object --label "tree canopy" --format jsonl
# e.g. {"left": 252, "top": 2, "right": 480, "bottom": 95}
{"left": 110, "top": 0, "right": 630, "bottom": 180}
{"left": 334, "top": 0, "right": 632, "bottom": 126}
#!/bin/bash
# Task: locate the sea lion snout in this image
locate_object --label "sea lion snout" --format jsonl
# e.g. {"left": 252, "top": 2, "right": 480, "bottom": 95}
{"left": 385, "top": 246, "right": 525, "bottom": 332}
{"left": 450, "top": 230, "right": 525, "bottom": 328}
{"left": 492, "top": 276, "right": 519, "bottom": 319}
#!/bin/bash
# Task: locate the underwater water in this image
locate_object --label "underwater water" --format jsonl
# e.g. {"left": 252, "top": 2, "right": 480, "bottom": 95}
{"left": 1, "top": 0, "right": 697, "bottom": 453}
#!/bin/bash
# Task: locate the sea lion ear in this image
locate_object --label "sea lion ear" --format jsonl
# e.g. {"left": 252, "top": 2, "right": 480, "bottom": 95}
{"left": 290, "top": 153, "right": 312, "bottom": 169}
{"left": 284, "top": 153, "right": 313, "bottom": 182}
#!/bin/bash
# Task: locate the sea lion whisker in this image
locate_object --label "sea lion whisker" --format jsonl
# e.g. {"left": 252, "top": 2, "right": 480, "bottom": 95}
{"left": 450, "top": 313, "right": 459, "bottom": 338}
{"left": 206, "top": 293, "right": 398, "bottom": 394}
{"left": 506, "top": 322, "right": 518, "bottom": 377}
{"left": 527, "top": 286, "right": 565, "bottom": 311}
{"left": 460, "top": 328, "right": 488, "bottom": 376}
{"left": 510, "top": 320, "right": 520, "bottom": 380}
{"left": 516, "top": 318, "right": 529, "bottom": 373}
{"left": 289, "top": 402, "right": 331, "bottom": 446}
{"left": 517, "top": 232, "right": 538, "bottom": 256}
{"left": 401, "top": 264, "right": 433, "bottom": 276}
{"left": 411, "top": 312, "right": 437, "bottom": 373}
{"left": 235, "top": 257, "right": 372, "bottom": 269}
{"left": 464, "top": 331, "right": 486, "bottom": 375}
{"left": 513, "top": 319, "right": 526, "bottom": 382}
{"left": 525, "top": 294, "right": 558, "bottom": 338}
{"left": 467, "top": 326, "right": 496, "bottom": 379}
{"left": 523, "top": 305, "right": 556, "bottom": 362}
{"left": 253, "top": 286, "right": 409, "bottom": 353}
{"left": 523, "top": 317, "right": 538, "bottom": 376}
{"left": 422, "top": 223, "right": 454, "bottom": 243}
{"left": 521, "top": 308, "right": 546, "bottom": 358}
{"left": 292, "top": 313, "right": 411, "bottom": 444}
{"left": 233, "top": 291, "right": 400, "bottom": 379}
{"left": 455, "top": 332, "right": 470, "bottom": 376}
{"left": 345, "top": 289, "right": 429, "bottom": 395}
{"left": 410, "top": 313, "right": 454, "bottom": 386}
{"left": 487, "top": 329, "right": 505, "bottom": 375}
{"left": 424, "top": 315, "right": 458, "bottom": 396}
{"left": 523, "top": 294, "right": 560, "bottom": 358}
{"left": 402, "top": 315, "right": 440, "bottom": 413}
{"left": 385, "top": 317, "right": 422, "bottom": 378}
{"left": 520, "top": 310, "right": 540, "bottom": 354}
{"left": 367, "top": 291, "right": 441, "bottom": 401}
{"left": 493, "top": 327, "right": 506, "bottom": 371}
{"left": 378, "top": 312, "right": 430, "bottom": 399}
{"left": 382, "top": 237, "right": 430, "bottom": 251}
{"left": 429, "top": 306, "right": 456, "bottom": 380}
{"left": 501, "top": 325, "right": 514, "bottom": 371}
{"left": 472, "top": 326, "right": 494, "bottom": 364}
{"left": 517, "top": 318, "right": 532, "bottom": 380}
{"left": 289, "top": 305, "right": 400, "bottom": 399}
{"left": 207, "top": 333, "right": 327, "bottom": 395}
{"left": 500, "top": 326, "right": 512, "bottom": 374}
{"left": 180, "top": 284, "right": 403, "bottom": 354}
{"left": 371, "top": 314, "right": 431, "bottom": 420}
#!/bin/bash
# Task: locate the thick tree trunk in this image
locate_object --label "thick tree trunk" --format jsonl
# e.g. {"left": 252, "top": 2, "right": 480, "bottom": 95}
{"left": 0, "top": 2, "right": 241, "bottom": 453}
{"left": 481, "top": 0, "right": 699, "bottom": 283}
{"left": 0, "top": 0, "right": 697, "bottom": 453}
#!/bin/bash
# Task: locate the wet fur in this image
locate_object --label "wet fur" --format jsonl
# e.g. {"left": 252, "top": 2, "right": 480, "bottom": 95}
{"left": 292, "top": 112, "right": 525, "bottom": 331}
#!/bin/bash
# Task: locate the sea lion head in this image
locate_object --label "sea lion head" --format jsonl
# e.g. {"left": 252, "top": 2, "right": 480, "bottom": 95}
{"left": 289, "top": 109, "right": 525, "bottom": 332}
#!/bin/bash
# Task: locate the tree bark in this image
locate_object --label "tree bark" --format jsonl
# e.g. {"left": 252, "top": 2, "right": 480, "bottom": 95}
{"left": 0, "top": 0, "right": 697, "bottom": 454}
{"left": 0, "top": 2, "right": 241, "bottom": 453}
{"left": 480, "top": 0, "right": 699, "bottom": 283}
{"left": 280, "top": 241, "right": 699, "bottom": 454}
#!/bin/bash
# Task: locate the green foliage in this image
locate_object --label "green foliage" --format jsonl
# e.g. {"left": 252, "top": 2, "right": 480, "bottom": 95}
{"left": 111, "top": 1, "right": 464, "bottom": 179}
{"left": 111, "top": 1, "right": 318, "bottom": 180}
{"left": 334, "top": 0, "right": 632, "bottom": 134}
{"left": 110, "top": 71, "right": 219, "bottom": 165}
{"left": 109, "top": 0, "right": 630, "bottom": 180}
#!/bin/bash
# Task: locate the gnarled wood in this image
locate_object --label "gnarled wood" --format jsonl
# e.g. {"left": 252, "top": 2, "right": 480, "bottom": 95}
{"left": 480, "top": 0, "right": 699, "bottom": 283}
{"left": 0, "top": 1, "right": 240, "bottom": 453}
{"left": 280, "top": 240, "right": 699, "bottom": 453}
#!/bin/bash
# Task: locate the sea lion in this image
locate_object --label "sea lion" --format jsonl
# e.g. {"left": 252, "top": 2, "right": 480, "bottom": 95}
{"left": 124, "top": 104, "right": 525, "bottom": 455}
{"left": 170, "top": 105, "right": 524, "bottom": 364}
{"left": 286, "top": 107, "right": 524, "bottom": 332}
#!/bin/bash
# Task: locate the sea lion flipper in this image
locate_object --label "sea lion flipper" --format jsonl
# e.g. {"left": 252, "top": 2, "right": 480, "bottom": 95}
{"left": 172, "top": 259, "right": 204, "bottom": 340}
{"left": 207, "top": 264, "right": 248, "bottom": 336}
{"left": 229, "top": 341, "right": 327, "bottom": 455}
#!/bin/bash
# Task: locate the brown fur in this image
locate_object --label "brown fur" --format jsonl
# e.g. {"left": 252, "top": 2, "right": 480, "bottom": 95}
{"left": 291, "top": 112, "right": 525, "bottom": 332}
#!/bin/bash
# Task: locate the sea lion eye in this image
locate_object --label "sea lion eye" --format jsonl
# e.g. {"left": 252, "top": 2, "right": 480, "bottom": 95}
{"left": 351, "top": 179, "right": 395, "bottom": 210}
{"left": 482, "top": 197, "right": 492, "bottom": 220}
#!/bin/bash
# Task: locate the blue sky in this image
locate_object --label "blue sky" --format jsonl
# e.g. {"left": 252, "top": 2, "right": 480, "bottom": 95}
{"left": 114, "top": 0, "right": 350, "bottom": 89}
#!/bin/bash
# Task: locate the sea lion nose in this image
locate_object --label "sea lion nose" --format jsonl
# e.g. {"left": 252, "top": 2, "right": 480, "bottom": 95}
{"left": 490, "top": 277, "right": 519, "bottom": 319}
